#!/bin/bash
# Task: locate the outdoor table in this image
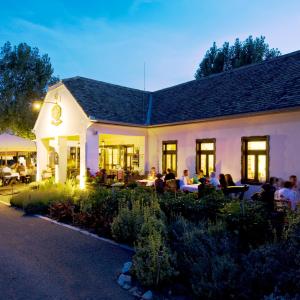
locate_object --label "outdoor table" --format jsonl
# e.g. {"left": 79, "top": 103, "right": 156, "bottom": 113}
{"left": 3, "top": 173, "right": 19, "bottom": 185}
{"left": 137, "top": 179, "right": 155, "bottom": 186}
{"left": 181, "top": 184, "right": 200, "bottom": 192}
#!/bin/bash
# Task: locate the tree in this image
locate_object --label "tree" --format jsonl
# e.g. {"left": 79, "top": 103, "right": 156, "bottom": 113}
{"left": 0, "top": 42, "right": 59, "bottom": 138}
{"left": 195, "top": 36, "right": 281, "bottom": 79}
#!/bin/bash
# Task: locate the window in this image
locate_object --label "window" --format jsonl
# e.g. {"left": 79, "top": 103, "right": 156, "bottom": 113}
{"left": 196, "top": 139, "right": 216, "bottom": 176}
{"left": 162, "top": 141, "right": 177, "bottom": 175}
{"left": 241, "top": 136, "right": 269, "bottom": 184}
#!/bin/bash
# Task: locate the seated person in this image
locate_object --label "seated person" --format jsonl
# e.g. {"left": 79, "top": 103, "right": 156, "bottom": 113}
{"left": 275, "top": 181, "right": 299, "bottom": 210}
{"left": 149, "top": 167, "right": 156, "bottom": 179}
{"left": 2, "top": 164, "right": 12, "bottom": 175}
{"left": 155, "top": 173, "right": 165, "bottom": 194}
{"left": 219, "top": 173, "right": 227, "bottom": 190}
{"left": 289, "top": 175, "right": 298, "bottom": 190}
{"left": 17, "top": 163, "right": 26, "bottom": 183}
{"left": 225, "top": 174, "right": 235, "bottom": 186}
{"left": 164, "top": 168, "right": 176, "bottom": 181}
{"left": 180, "top": 169, "right": 192, "bottom": 188}
{"left": 193, "top": 169, "right": 204, "bottom": 184}
{"left": 209, "top": 172, "right": 220, "bottom": 188}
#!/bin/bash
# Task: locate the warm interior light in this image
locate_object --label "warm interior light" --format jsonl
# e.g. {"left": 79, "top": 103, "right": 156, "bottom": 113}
{"left": 33, "top": 101, "right": 42, "bottom": 111}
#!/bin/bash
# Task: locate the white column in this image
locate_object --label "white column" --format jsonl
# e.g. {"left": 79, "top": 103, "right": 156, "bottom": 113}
{"left": 55, "top": 137, "right": 68, "bottom": 184}
{"left": 36, "top": 139, "right": 48, "bottom": 182}
{"left": 86, "top": 129, "right": 99, "bottom": 175}
{"left": 79, "top": 133, "right": 86, "bottom": 189}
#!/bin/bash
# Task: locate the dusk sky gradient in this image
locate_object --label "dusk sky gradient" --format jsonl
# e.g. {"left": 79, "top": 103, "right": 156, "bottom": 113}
{"left": 1, "top": 0, "right": 300, "bottom": 90}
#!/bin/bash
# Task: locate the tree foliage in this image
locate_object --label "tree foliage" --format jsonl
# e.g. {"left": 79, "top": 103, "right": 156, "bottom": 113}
{"left": 0, "top": 42, "right": 59, "bottom": 138}
{"left": 195, "top": 36, "right": 281, "bottom": 79}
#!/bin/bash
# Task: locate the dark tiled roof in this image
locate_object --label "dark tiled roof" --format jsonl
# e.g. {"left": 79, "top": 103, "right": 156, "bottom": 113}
{"left": 62, "top": 51, "right": 300, "bottom": 126}
{"left": 151, "top": 50, "right": 300, "bottom": 124}
{"left": 62, "top": 77, "right": 150, "bottom": 125}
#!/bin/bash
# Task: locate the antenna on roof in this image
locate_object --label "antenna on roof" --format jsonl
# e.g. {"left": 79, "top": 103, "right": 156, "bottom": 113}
{"left": 143, "top": 62, "right": 146, "bottom": 122}
{"left": 143, "top": 62, "right": 146, "bottom": 91}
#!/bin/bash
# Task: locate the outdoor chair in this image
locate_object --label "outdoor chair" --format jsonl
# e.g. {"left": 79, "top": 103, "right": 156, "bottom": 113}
{"left": 165, "top": 179, "right": 177, "bottom": 192}
{"left": 274, "top": 198, "right": 291, "bottom": 212}
{"left": 223, "top": 185, "right": 249, "bottom": 200}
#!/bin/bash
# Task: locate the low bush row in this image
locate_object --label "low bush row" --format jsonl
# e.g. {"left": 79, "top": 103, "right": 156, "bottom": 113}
{"left": 10, "top": 182, "right": 300, "bottom": 299}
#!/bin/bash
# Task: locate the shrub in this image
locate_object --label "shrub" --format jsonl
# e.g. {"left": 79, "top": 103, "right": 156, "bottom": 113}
{"left": 111, "top": 200, "right": 144, "bottom": 244}
{"left": 170, "top": 218, "right": 239, "bottom": 299}
{"left": 133, "top": 215, "right": 175, "bottom": 287}
{"left": 112, "top": 193, "right": 165, "bottom": 245}
{"left": 11, "top": 189, "right": 70, "bottom": 214}
{"left": 223, "top": 200, "right": 274, "bottom": 250}
{"left": 159, "top": 188, "right": 227, "bottom": 223}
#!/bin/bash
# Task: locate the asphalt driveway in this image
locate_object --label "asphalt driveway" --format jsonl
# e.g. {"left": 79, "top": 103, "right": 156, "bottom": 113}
{"left": 0, "top": 203, "right": 133, "bottom": 300}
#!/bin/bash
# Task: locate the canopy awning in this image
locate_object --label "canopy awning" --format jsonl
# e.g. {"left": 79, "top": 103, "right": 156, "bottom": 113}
{"left": 0, "top": 133, "right": 36, "bottom": 153}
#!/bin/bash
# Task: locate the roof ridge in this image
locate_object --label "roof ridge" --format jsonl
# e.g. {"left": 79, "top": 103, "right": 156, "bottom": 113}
{"left": 63, "top": 76, "right": 150, "bottom": 93}
{"left": 153, "top": 49, "right": 300, "bottom": 93}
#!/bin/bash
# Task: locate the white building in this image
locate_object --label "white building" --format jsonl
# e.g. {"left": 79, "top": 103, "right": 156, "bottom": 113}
{"left": 33, "top": 51, "right": 300, "bottom": 189}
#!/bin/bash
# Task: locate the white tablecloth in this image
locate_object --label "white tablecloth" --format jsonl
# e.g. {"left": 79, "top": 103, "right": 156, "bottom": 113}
{"left": 181, "top": 184, "right": 199, "bottom": 192}
{"left": 137, "top": 179, "right": 155, "bottom": 186}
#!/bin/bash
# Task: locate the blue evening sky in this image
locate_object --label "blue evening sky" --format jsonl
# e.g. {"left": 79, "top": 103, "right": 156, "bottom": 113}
{"left": 1, "top": 0, "right": 300, "bottom": 90}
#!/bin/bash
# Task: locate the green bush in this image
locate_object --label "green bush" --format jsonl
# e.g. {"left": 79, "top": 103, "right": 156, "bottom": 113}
{"left": 11, "top": 188, "right": 71, "bottom": 214}
{"left": 170, "top": 217, "right": 239, "bottom": 299}
{"left": 159, "top": 188, "right": 227, "bottom": 223}
{"left": 112, "top": 193, "right": 165, "bottom": 245}
{"left": 133, "top": 215, "right": 175, "bottom": 287}
{"left": 223, "top": 200, "right": 274, "bottom": 250}
{"left": 111, "top": 200, "right": 145, "bottom": 244}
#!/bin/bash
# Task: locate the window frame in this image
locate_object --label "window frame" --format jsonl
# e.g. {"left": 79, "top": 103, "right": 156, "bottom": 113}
{"left": 196, "top": 138, "right": 216, "bottom": 177}
{"left": 162, "top": 140, "right": 178, "bottom": 176}
{"left": 241, "top": 136, "right": 270, "bottom": 185}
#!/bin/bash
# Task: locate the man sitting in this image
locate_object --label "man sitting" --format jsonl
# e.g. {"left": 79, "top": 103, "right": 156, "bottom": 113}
{"left": 180, "top": 169, "right": 192, "bottom": 189}
{"left": 155, "top": 173, "right": 165, "bottom": 194}
{"left": 209, "top": 172, "right": 220, "bottom": 188}
{"left": 275, "top": 181, "right": 299, "bottom": 211}
{"left": 164, "top": 168, "right": 175, "bottom": 182}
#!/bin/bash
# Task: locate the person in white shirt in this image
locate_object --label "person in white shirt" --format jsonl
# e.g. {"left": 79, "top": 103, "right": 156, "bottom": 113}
{"left": 180, "top": 169, "right": 192, "bottom": 189}
{"left": 2, "top": 165, "right": 12, "bottom": 175}
{"left": 209, "top": 172, "right": 220, "bottom": 189}
{"left": 275, "top": 181, "right": 299, "bottom": 211}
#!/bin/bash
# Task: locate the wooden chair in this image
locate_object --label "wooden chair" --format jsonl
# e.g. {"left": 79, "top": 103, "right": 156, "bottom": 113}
{"left": 165, "top": 179, "right": 177, "bottom": 192}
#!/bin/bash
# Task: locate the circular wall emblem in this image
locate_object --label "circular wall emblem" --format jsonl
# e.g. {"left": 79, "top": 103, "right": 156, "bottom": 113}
{"left": 51, "top": 104, "right": 62, "bottom": 126}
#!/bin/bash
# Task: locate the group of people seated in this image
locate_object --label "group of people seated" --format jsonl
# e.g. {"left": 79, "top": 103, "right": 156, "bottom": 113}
{"left": 180, "top": 169, "right": 236, "bottom": 189}
{"left": 152, "top": 167, "right": 237, "bottom": 194}
{"left": 258, "top": 175, "right": 300, "bottom": 211}
{"left": 0, "top": 162, "right": 36, "bottom": 185}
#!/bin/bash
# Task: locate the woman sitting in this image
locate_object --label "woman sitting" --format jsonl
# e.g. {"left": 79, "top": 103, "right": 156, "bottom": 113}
{"left": 225, "top": 174, "right": 235, "bottom": 186}
{"left": 219, "top": 173, "right": 227, "bottom": 190}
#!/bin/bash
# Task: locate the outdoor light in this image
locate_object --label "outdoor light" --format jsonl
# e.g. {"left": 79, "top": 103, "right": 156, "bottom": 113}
{"left": 33, "top": 101, "right": 42, "bottom": 111}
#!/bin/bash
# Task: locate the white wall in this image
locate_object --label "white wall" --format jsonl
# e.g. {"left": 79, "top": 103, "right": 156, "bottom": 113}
{"left": 148, "top": 110, "right": 300, "bottom": 184}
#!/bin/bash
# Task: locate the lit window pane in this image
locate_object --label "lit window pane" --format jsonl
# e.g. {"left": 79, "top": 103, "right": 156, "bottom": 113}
{"left": 166, "top": 154, "right": 171, "bottom": 170}
{"left": 166, "top": 144, "right": 176, "bottom": 151}
{"left": 201, "top": 154, "right": 207, "bottom": 175}
{"left": 247, "top": 155, "right": 255, "bottom": 179}
{"left": 201, "top": 143, "right": 214, "bottom": 151}
{"left": 112, "top": 149, "right": 119, "bottom": 165}
{"left": 127, "top": 147, "right": 133, "bottom": 154}
{"left": 208, "top": 154, "right": 214, "bottom": 174}
{"left": 172, "top": 155, "right": 176, "bottom": 171}
{"left": 248, "top": 141, "right": 266, "bottom": 150}
{"left": 258, "top": 155, "right": 266, "bottom": 182}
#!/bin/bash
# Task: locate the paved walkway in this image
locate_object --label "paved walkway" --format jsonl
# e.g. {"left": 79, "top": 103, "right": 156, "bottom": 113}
{"left": 0, "top": 203, "right": 133, "bottom": 300}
